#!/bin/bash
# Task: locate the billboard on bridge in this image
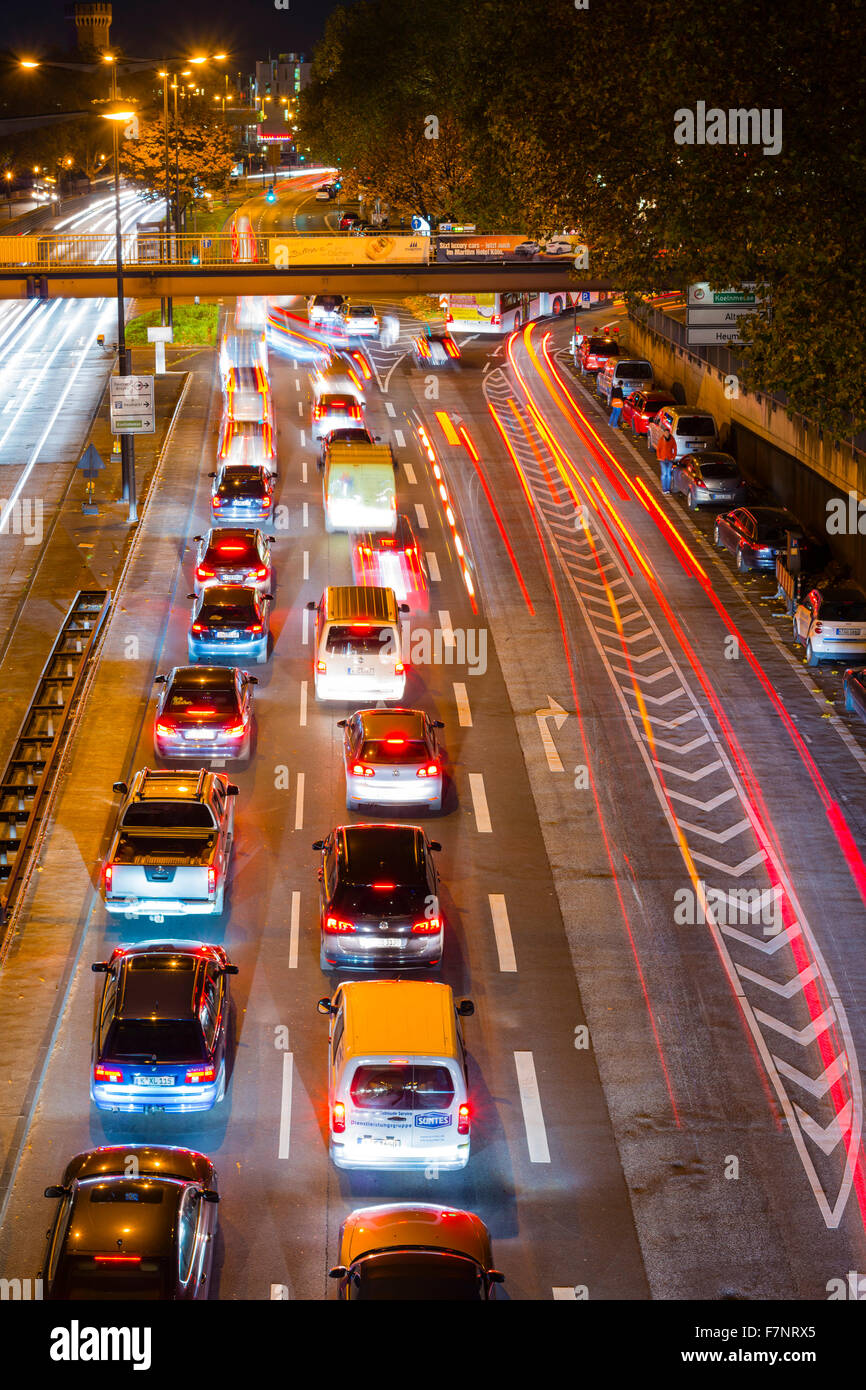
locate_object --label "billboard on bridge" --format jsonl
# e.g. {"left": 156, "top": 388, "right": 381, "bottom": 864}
{"left": 270, "top": 235, "right": 429, "bottom": 266}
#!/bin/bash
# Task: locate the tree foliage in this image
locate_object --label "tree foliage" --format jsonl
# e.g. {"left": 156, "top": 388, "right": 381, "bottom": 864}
{"left": 119, "top": 114, "right": 234, "bottom": 223}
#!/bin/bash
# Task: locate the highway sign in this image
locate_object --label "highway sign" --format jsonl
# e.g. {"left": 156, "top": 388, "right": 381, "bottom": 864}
{"left": 687, "top": 282, "right": 767, "bottom": 346}
{"left": 687, "top": 327, "right": 747, "bottom": 346}
{"left": 688, "top": 282, "right": 765, "bottom": 306}
{"left": 687, "top": 305, "right": 760, "bottom": 325}
{"left": 109, "top": 374, "right": 155, "bottom": 435}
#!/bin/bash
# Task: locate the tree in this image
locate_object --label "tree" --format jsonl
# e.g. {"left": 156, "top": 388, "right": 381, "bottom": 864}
{"left": 119, "top": 113, "right": 234, "bottom": 225}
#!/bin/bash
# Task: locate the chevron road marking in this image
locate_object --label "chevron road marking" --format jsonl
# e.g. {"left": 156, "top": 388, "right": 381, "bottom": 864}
{"left": 667, "top": 787, "right": 738, "bottom": 811}
{"left": 628, "top": 687, "right": 686, "bottom": 706}
{"left": 691, "top": 849, "right": 768, "bottom": 877}
{"left": 652, "top": 758, "right": 724, "bottom": 781}
{"left": 612, "top": 665, "right": 675, "bottom": 684}
{"left": 645, "top": 734, "right": 711, "bottom": 754}
{"left": 736, "top": 961, "right": 820, "bottom": 997}
{"left": 773, "top": 1052, "right": 849, "bottom": 1099}
{"left": 720, "top": 921, "right": 802, "bottom": 954}
{"left": 675, "top": 817, "right": 752, "bottom": 845}
{"left": 794, "top": 1101, "right": 853, "bottom": 1157}
{"left": 754, "top": 1005, "right": 836, "bottom": 1047}
{"left": 604, "top": 645, "right": 663, "bottom": 662}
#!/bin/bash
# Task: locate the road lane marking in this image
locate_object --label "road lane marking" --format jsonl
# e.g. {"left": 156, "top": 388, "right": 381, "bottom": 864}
{"left": 303, "top": 502, "right": 309, "bottom": 527}
{"left": 270, "top": 1285, "right": 289, "bottom": 1299}
{"left": 435, "top": 410, "right": 460, "bottom": 445}
{"left": 552, "top": 1288, "right": 578, "bottom": 1300}
{"left": 394, "top": 428, "right": 405, "bottom": 448}
{"left": 303, "top": 550, "right": 309, "bottom": 581}
{"left": 297, "top": 400, "right": 303, "bottom": 416}
{"left": 295, "top": 377, "right": 301, "bottom": 390}
{"left": 535, "top": 696, "right": 568, "bottom": 772}
{"left": 300, "top": 429, "right": 306, "bottom": 447}
{"left": 299, "top": 680, "right": 308, "bottom": 727}
{"left": 453, "top": 682, "right": 472, "bottom": 726}
{"left": 302, "top": 606, "right": 310, "bottom": 644}
{"left": 426, "top": 550, "right": 440, "bottom": 581}
{"left": 295, "top": 772, "right": 305, "bottom": 829}
{"left": 438, "top": 610, "right": 456, "bottom": 647}
{"left": 385, "top": 401, "right": 396, "bottom": 417}
{"left": 415, "top": 503, "right": 428, "bottom": 529}
{"left": 301, "top": 458, "right": 308, "bottom": 483}
{"left": 514, "top": 1051, "right": 551, "bottom": 1163}
{"left": 289, "top": 891, "right": 300, "bottom": 968}
{"left": 488, "top": 894, "right": 516, "bottom": 971}
{"left": 403, "top": 462, "right": 416, "bottom": 484}
{"left": 468, "top": 772, "right": 491, "bottom": 832}
{"left": 278, "top": 1053, "right": 293, "bottom": 1159}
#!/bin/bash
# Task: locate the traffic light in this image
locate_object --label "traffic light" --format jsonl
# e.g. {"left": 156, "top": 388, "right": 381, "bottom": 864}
{"left": 266, "top": 186, "right": 276, "bottom": 203}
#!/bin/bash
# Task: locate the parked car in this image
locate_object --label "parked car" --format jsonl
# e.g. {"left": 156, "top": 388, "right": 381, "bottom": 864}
{"left": 670, "top": 452, "right": 747, "bottom": 509}
{"left": 329, "top": 1204, "right": 505, "bottom": 1300}
{"left": 793, "top": 585, "right": 866, "bottom": 665}
{"left": 713, "top": 506, "right": 804, "bottom": 573}
{"left": 597, "top": 357, "right": 654, "bottom": 405}
{"left": 154, "top": 665, "right": 257, "bottom": 762}
{"left": 90, "top": 942, "right": 238, "bottom": 1113}
{"left": 843, "top": 667, "right": 866, "bottom": 720}
{"left": 622, "top": 389, "right": 678, "bottom": 436}
{"left": 579, "top": 337, "right": 620, "bottom": 375}
{"left": 339, "top": 212, "right": 362, "bottom": 231}
{"left": 41, "top": 1145, "right": 219, "bottom": 1299}
{"left": 188, "top": 585, "right": 271, "bottom": 665}
{"left": 338, "top": 707, "right": 445, "bottom": 812}
{"left": 646, "top": 406, "right": 720, "bottom": 458}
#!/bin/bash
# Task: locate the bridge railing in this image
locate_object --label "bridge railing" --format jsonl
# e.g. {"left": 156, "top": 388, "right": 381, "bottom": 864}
{"left": 0, "top": 230, "right": 433, "bottom": 270}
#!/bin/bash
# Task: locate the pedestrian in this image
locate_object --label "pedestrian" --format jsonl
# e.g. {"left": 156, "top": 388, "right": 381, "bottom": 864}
{"left": 657, "top": 428, "right": 677, "bottom": 494}
{"left": 608, "top": 381, "right": 625, "bottom": 428}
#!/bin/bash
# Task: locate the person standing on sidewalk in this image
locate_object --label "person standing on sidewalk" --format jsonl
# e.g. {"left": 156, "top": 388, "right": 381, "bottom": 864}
{"left": 657, "top": 428, "right": 677, "bottom": 494}
{"left": 608, "top": 381, "right": 625, "bottom": 428}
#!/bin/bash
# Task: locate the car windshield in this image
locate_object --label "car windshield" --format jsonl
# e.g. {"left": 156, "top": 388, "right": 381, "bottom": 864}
{"left": 350, "top": 1065, "right": 455, "bottom": 1110}
{"left": 342, "top": 825, "right": 424, "bottom": 885}
{"left": 360, "top": 738, "right": 428, "bottom": 763}
{"left": 106, "top": 1019, "right": 206, "bottom": 1062}
{"left": 326, "top": 624, "right": 394, "bottom": 657}
{"left": 166, "top": 687, "right": 239, "bottom": 715}
{"left": 677, "top": 416, "right": 716, "bottom": 435}
{"left": 218, "top": 470, "right": 266, "bottom": 497}
{"left": 122, "top": 801, "right": 215, "bottom": 830}
{"left": 352, "top": 1252, "right": 483, "bottom": 1301}
{"left": 821, "top": 599, "right": 866, "bottom": 621}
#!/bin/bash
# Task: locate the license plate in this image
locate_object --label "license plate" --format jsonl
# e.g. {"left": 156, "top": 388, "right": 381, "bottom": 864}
{"left": 348, "top": 666, "right": 374, "bottom": 676}
{"left": 837, "top": 629, "right": 862, "bottom": 638}
{"left": 185, "top": 729, "right": 212, "bottom": 740}
{"left": 133, "top": 1075, "right": 174, "bottom": 1087}
{"left": 365, "top": 1136, "right": 401, "bottom": 1147}
{"left": 215, "top": 631, "right": 239, "bottom": 640}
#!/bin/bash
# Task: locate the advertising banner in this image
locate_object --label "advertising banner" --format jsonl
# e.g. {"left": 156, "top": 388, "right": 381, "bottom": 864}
{"left": 270, "top": 235, "right": 429, "bottom": 266}
{"left": 436, "top": 234, "right": 525, "bottom": 261}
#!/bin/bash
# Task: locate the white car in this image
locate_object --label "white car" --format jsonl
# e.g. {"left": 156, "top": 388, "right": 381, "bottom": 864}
{"left": 316, "top": 184, "right": 335, "bottom": 201}
{"left": 512, "top": 240, "right": 541, "bottom": 257}
{"left": 793, "top": 585, "right": 866, "bottom": 666}
{"left": 312, "top": 392, "right": 365, "bottom": 442}
{"left": 338, "top": 707, "right": 445, "bottom": 813}
{"left": 543, "top": 238, "right": 573, "bottom": 256}
{"left": 308, "top": 294, "right": 346, "bottom": 327}
{"left": 339, "top": 303, "right": 380, "bottom": 338}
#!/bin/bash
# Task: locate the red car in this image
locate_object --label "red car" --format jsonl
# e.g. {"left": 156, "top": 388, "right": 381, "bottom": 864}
{"left": 579, "top": 336, "right": 620, "bottom": 374}
{"left": 622, "top": 389, "right": 678, "bottom": 437}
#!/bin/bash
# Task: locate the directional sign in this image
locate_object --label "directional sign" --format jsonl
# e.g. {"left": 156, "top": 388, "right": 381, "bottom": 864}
{"left": 77, "top": 443, "right": 106, "bottom": 479}
{"left": 109, "top": 374, "right": 155, "bottom": 435}
{"left": 687, "top": 282, "right": 767, "bottom": 347}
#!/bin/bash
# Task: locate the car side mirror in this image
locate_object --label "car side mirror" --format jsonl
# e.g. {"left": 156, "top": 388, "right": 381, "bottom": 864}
{"left": 193, "top": 535, "right": 203, "bottom": 543}
{"left": 91, "top": 962, "right": 109, "bottom": 973}
{"left": 207, "top": 472, "right": 216, "bottom": 478}
{"left": 457, "top": 1000, "right": 475, "bottom": 1017}
{"left": 154, "top": 674, "right": 166, "bottom": 684}
{"left": 428, "top": 840, "right": 442, "bottom": 852}
{"left": 374, "top": 435, "right": 381, "bottom": 443}
{"left": 187, "top": 593, "right": 197, "bottom": 601}
{"left": 112, "top": 781, "right": 128, "bottom": 795}
{"left": 317, "top": 997, "right": 336, "bottom": 1015}
{"left": 328, "top": 1265, "right": 347, "bottom": 1280}
{"left": 44, "top": 1186, "right": 67, "bottom": 1199}
{"left": 336, "top": 719, "right": 347, "bottom": 728}
{"left": 227, "top": 784, "right": 239, "bottom": 796}
{"left": 312, "top": 839, "right": 325, "bottom": 851}
{"left": 433, "top": 720, "right": 444, "bottom": 728}
{"left": 200, "top": 1189, "right": 220, "bottom": 1204}
{"left": 248, "top": 675, "right": 259, "bottom": 685}
{"left": 488, "top": 1270, "right": 506, "bottom": 1284}
{"left": 221, "top": 964, "right": 239, "bottom": 976}
{"left": 399, "top": 603, "right": 410, "bottom": 614}
{"left": 306, "top": 600, "right": 317, "bottom": 611}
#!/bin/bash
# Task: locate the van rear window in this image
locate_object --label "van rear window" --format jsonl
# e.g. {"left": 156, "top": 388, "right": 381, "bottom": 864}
{"left": 326, "top": 625, "right": 395, "bottom": 657}
{"left": 618, "top": 363, "right": 652, "bottom": 378}
{"left": 350, "top": 1065, "right": 455, "bottom": 1110}
{"left": 677, "top": 416, "right": 716, "bottom": 435}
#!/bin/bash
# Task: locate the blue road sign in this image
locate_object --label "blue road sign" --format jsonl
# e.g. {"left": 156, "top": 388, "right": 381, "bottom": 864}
{"left": 77, "top": 443, "right": 106, "bottom": 480}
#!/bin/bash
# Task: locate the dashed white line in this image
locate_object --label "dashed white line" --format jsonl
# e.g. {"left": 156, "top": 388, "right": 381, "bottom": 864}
{"left": 294, "top": 772, "right": 305, "bottom": 829}
{"left": 468, "top": 772, "right": 492, "bottom": 832}
{"left": 415, "top": 503, "right": 429, "bottom": 529}
{"left": 438, "top": 610, "right": 456, "bottom": 647}
{"left": 552, "top": 1288, "right": 578, "bottom": 1301}
{"left": 301, "top": 458, "right": 308, "bottom": 484}
{"left": 294, "top": 377, "right": 301, "bottom": 390}
{"left": 299, "top": 680, "right": 308, "bottom": 727}
{"left": 426, "top": 550, "right": 440, "bottom": 582}
{"left": 488, "top": 894, "right": 517, "bottom": 972}
{"left": 300, "top": 429, "right": 306, "bottom": 447}
{"left": 403, "top": 462, "right": 417, "bottom": 485}
{"left": 270, "top": 1284, "right": 289, "bottom": 1299}
{"left": 302, "top": 502, "right": 309, "bottom": 527}
{"left": 278, "top": 1052, "right": 293, "bottom": 1159}
{"left": 302, "top": 606, "right": 310, "bottom": 645}
{"left": 514, "top": 1051, "right": 551, "bottom": 1163}
{"left": 289, "top": 890, "right": 300, "bottom": 969}
{"left": 385, "top": 401, "right": 396, "bottom": 417}
{"left": 297, "top": 400, "right": 303, "bottom": 416}
{"left": 394, "top": 428, "right": 405, "bottom": 448}
{"left": 303, "top": 550, "right": 309, "bottom": 581}
{"left": 453, "top": 682, "right": 472, "bottom": 726}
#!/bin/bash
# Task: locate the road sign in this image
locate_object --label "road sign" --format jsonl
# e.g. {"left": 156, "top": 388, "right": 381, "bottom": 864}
{"left": 77, "top": 443, "right": 106, "bottom": 480}
{"left": 109, "top": 375, "right": 155, "bottom": 435}
{"left": 201, "top": 236, "right": 213, "bottom": 250}
{"left": 687, "top": 305, "right": 760, "bottom": 325}
{"left": 687, "top": 327, "right": 747, "bottom": 346}
{"left": 688, "top": 282, "right": 764, "bottom": 306}
{"left": 686, "top": 282, "right": 766, "bottom": 347}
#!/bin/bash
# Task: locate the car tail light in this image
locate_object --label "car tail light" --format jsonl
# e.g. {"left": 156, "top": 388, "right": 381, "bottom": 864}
{"left": 813, "top": 622, "right": 824, "bottom": 633}
{"left": 313, "top": 404, "right": 322, "bottom": 419}
{"left": 351, "top": 763, "right": 375, "bottom": 777}
{"left": 94, "top": 1064, "right": 122, "bottom": 1084}
{"left": 196, "top": 565, "right": 215, "bottom": 580}
{"left": 185, "top": 1064, "right": 217, "bottom": 1085}
{"left": 262, "top": 497, "right": 271, "bottom": 508}
{"left": 325, "top": 916, "right": 355, "bottom": 933}
{"left": 104, "top": 864, "right": 113, "bottom": 892}
{"left": 224, "top": 722, "right": 246, "bottom": 737}
{"left": 350, "top": 404, "right": 361, "bottom": 419}
{"left": 457, "top": 1103, "right": 470, "bottom": 1135}
{"left": 491, "top": 314, "right": 501, "bottom": 327}
{"left": 444, "top": 339, "right": 460, "bottom": 358}
{"left": 394, "top": 661, "right": 405, "bottom": 675}
{"left": 218, "top": 544, "right": 246, "bottom": 554}
{"left": 208, "top": 867, "right": 217, "bottom": 895}
{"left": 417, "top": 762, "right": 439, "bottom": 777}
{"left": 317, "top": 659, "right": 327, "bottom": 673}
{"left": 372, "top": 882, "right": 395, "bottom": 889}
{"left": 245, "top": 623, "right": 263, "bottom": 634}
{"left": 191, "top": 622, "right": 205, "bottom": 634}
{"left": 95, "top": 1254, "right": 141, "bottom": 1264}
{"left": 254, "top": 566, "right": 268, "bottom": 579}
{"left": 213, "top": 496, "right": 222, "bottom": 507}
{"left": 155, "top": 721, "right": 175, "bottom": 737}
{"left": 412, "top": 916, "right": 441, "bottom": 934}
{"left": 333, "top": 1101, "right": 346, "bottom": 1133}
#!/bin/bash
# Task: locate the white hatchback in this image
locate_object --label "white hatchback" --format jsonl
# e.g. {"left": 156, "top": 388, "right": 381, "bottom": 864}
{"left": 339, "top": 708, "right": 444, "bottom": 813}
{"left": 794, "top": 586, "right": 866, "bottom": 665}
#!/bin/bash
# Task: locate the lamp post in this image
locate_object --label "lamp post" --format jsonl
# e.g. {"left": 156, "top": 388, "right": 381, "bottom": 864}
{"left": 3, "top": 172, "right": 12, "bottom": 217}
{"left": 101, "top": 89, "right": 139, "bottom": 523}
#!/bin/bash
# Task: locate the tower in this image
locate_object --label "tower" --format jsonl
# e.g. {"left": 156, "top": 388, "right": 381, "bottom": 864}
{"left": 68, "top": 3, "right": 112, "bottom": 58}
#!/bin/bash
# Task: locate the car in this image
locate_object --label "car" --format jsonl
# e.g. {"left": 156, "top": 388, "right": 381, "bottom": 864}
{"left": 316, "top": 183, "right": 337, "bottom": 200}
{"left": 339, "top": 212, "right": 362, "bottom": 231}
{"left": 338, "top": 707, "right": 445, "bottom": 812}
{"left": 90, "top": 942, "right": 238, "bottom": 1113}
{"left": 646, "top": 406, "right": 720, "bottom": 457}
{"left": 310, "top": 360, "right": 365, "bottom": 404}
{"left": 308, "top": 294, "right": 346, "bottom": 327}
{"left": 192, "top": 527, "right": 274, "bottom": 598}
{"left": 40, "top": 1145, "right": 219, "bottom": 1300}
{"left": 338, "top": 303, "right": 380, "bottom": 338}
{"left": 670, "top": 452, "right": 747, "bottom": 509}
{"left": 347, "top": 220, "right": 372, "bottom": 236}
{"left": 312, "top": 392, "right": 365, "bottom": 442}
{"left": 843, "top": 667, "right": 866, "bottom": 720}
{"left": 154, "top": 665, "right": 257, "bottom": 762}
{"left": 512, "top": 240, "right": 541, "bottom": 257}
{"left": 579, "top": 336, "right": 620, "bottom": 374}
{"left": 351, "top": 514, "right": 430, "bottom": 612}
{"left": 713, "top": 506, "right": 803, "bottom": 573}
{"left": 188, "top": 585, "right": 271, "bottom": 665}
{"left": 329, "top": 1204, "right": 505, "bottom": 1300}
{"left": 793, "top": 585, "right": 866, "bottom": 665}
{"left": 318, "top": 426, "right": 377, "bottom": 464}
{"left": 542, "top": 237, "right": 573, "bottom": 257}
{"left": 209, "top": 464, "right": 275, "bottom": 523}
{"left": 413, "top": 332, "right": 460, "bottom": 366}
{"left": 312, "top": 822, "right": 444, "bottom": 971}
{"left": 622, "top": 389, "right": 678, "bottom": 436}
{"left": 216, "top": 415, "right": 276, "bottom": 466}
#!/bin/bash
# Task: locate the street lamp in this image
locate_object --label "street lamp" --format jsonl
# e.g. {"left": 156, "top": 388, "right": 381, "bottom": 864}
{"left": 100, "top": 96, "right": 139, "bottom": 523}
{"left": 4, "top": 171, "right": 12, "bottom": 217}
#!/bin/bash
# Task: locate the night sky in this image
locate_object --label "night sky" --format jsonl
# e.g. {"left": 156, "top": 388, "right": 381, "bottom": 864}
{"left": 0, "top": 0, "right": 353, "bottom": 70}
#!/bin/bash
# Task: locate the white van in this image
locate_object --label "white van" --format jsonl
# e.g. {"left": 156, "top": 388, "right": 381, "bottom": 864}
{"left": 323, "top": 442, "right": 396, "bottom": 533}
{"left": 223, "top": 365, "right": 272, "bottom": 425}
{"left": 306, "top": 585, "right": 409, "bottom": 702}
{"left": 317, "top": 979, "right": 475, "bottom": 1171}
{"left": 597, "top": 356, "right": 654, "bottom": 404}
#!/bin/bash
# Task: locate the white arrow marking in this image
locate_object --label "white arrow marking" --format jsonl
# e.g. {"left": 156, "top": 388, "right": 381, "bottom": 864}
{"left": 667, "top": 787, "right": 737, "bottom": 811}
{"left": 691, "top": 849, "right": 767, "bottom": 877}
{"left": 794, "top": 1100, "right": 853, "bottom": 1156}
{"left": 754, "top": 1005, "right": 835, "bottom": 1047}
{"left": 675, "top": 816, "right": 751, "bottom": 845}
{"left": 773, "top": 1051, "right": 849, "bottom": 1099}
{"left": 535, "top": 697, "right": 567, "bottom": 772}
{"left": 736, "top": 961, "right": 819, "bottom": 997}
{"left": 720, "top": 921, "right": 802, "bottom": 954}
{"left": 653, "top": 758, "right": 724, "bottom": 782}
{"left": 595, "top": 627, "right": 654, "bottom": 643}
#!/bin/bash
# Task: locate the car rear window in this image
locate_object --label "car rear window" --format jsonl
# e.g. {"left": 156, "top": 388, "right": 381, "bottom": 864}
{"left": 88, "top": 1183, "right": 166, "bottom": 1204}
{"left": 342, "top": 825, "right": 423, "bottom": 884}
{"left": 106, "top": 1019, "right": 206, "bottom": 1062}
{"left": 58, "top": 1258, "right": 169, "bottom": 1300}
{"left": 313, "top": 296, "right": 343, "bottom": 310}
{"left": 697, "top": 462, "right": 739, "bottom": 478}
{"left": 352, "top": 1252, "right": 482, "bottom": 1301}
{"left": 122, "top": 801, "right": 215, "bottom": 829}
{"left": 360, "top": 738, "right": 428, "bottom": 763}
{"left": 821, "top": 599, "right": 866, "bottom": 621}
{"left": 325, "top": 429, "right": 373, "bottom": 446}
{"left": 206, "top": 537, "right": 258, "bottom": 564}
{"left": 350, "top": 1065, "right": 455, "bottom": 1110}
{"left": 587, "top": 339, "right": 619, "bottom": 354}
{"left": 326, "top": 624, "right": 395, "bottom": 657}
{"left": 618, "top": 362, "right": 652, "bottom": 377}
{"left": 166, "top": 687, "right": 239, "bottom": 715}
{"left": 218, "top": 471, "right": 266, "bottom": 497}
{"left": 351, "top": 306, "right": 375, "bottom": 316}
{"left": 676, "top": 416, "right": 716, "bottom": 435}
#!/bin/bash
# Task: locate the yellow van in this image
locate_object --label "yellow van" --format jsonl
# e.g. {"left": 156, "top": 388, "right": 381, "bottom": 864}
{"left": 317, "top": 979, "right": 474, "bottom": 1171}
{"left": 306, "top": 585, "right": 408, "bottom": 702}
{"left": 323, "top": 442, "right": 397, "bottom": 533}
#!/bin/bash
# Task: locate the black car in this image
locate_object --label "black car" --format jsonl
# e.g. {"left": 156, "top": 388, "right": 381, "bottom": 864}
{"left": 318, "top": 426, "right": 377, "bottom": 468}
{"left": 188, "top": 584, "right": 271, "bottom": 665}
{"left": 209, "top": 464, "right": 275, "bottom": 524}
{"left": 671, "top": 452, "right": 747, "bottom": 510}
{"left": 154, "top": 665, "right": 257, "bottom": 762}
{"left": 312, "top": 822, "right": 443, "bottom": 972}
{"left": 41, "top": 1145, "right": 219, "bottom": 1300}
{"left": 90, "top": 942, "right": 239, "bottom": 1113}
{"left": 713, "top": 505, "right": 803, "bottom": 572}
{"left": 192, "top": 527, "right": 274, "bottom": 598}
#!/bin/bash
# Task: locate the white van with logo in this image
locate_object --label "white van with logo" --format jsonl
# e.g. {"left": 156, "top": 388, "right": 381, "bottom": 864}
{"left": 317, "top": 979, "right": 474, "bottom": 1171}
{"left": 306, "top": 585, "right": 409, "bottom": 702}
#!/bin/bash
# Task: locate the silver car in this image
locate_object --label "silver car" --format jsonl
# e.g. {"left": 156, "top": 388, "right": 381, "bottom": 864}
{"left": 338, "top": 708, "right": 445, "bottom": 812}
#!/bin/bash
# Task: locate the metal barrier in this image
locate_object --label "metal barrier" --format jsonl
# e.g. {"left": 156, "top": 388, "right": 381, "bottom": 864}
{"left": 0, "top": 590, "right": 110, "bottom": 931}
{"left": 0, "top": 230, "right": 436, "bottom": 269}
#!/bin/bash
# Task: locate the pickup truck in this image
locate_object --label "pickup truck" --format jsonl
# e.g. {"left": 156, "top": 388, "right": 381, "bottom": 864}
{"left": 102, "top": 768, "right": 238, "bottom": 921}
